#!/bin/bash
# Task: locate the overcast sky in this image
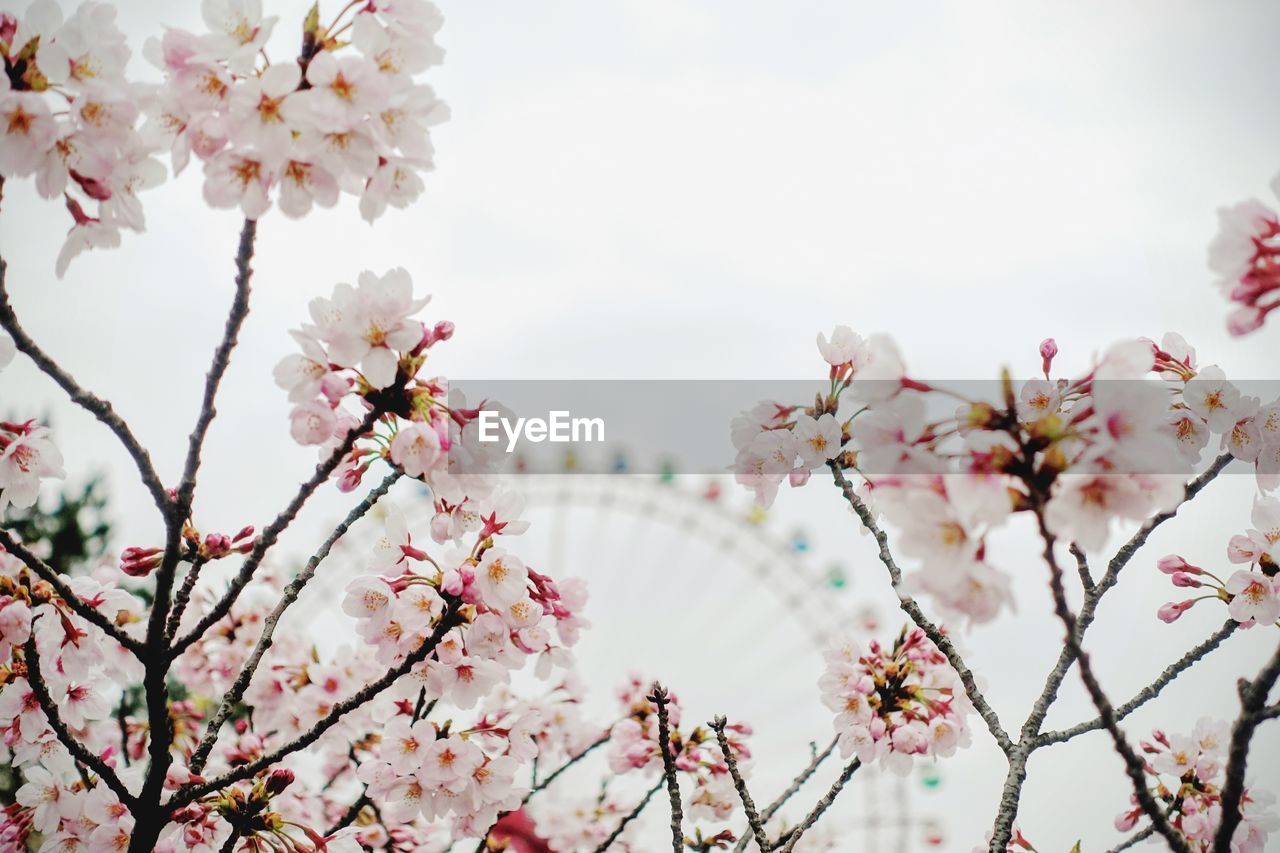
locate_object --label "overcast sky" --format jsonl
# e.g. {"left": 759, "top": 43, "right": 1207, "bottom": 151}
{"left": 2, "top": 1, "right": 1279, "bottom": 849}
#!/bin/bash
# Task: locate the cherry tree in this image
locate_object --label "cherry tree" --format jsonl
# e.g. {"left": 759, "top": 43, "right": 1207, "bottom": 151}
{"left": 2, "top": 1, "right": 1279, "bottom": 852}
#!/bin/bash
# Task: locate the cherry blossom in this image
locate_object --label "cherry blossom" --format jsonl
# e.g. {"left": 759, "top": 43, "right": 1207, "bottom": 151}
{"left": 1115, "top": 721, "right": 1278, "bottom": 851}
{"left": 0, "top": 422, "right": 66, "bottom": 515}
{"left": 818, "top": 627, "right": 971, "bottom": 775}
{"left": 1208, "top": 188, "right": 1280, "bottom": 336}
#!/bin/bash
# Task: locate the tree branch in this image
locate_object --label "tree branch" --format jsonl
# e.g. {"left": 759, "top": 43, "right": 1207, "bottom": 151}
{"left": 1035, "top": 513, "right": 1193, "bottom": 853}
{"left": 188, "top": 470, "right": 401, "bottom": 774}
{"left": 650, "top": 684, "right": 683, "bottom": 853}
{"left": 730, "top": 736, "right": 838, "bottom": 853}
{"left": 164, "top": 557, "right": 209, "bottom": 642}
{"left": 0, "top": 257, "right": 169, "bottom": 513}
{"left": 1212, "top": 639, "right": 1280, "bottom": 852}
{"left": 828, "top": 463, "right": 1014, "bottom": 755}
{"left": 0, "top": 529, "right": 143, "bottom": 654}
{"left": 989, "top": 452, "right": 1234, "bottom": 849}
{"left": 521, "top": 729, "right": 612, "bottom": 806}
{"left": 590, "top": 779, "right": 664, "bottom": 853}
{"left": 174, "top": 218, "right": 257, "bottom": 524}
{"left": 24, "top": 628, "right": 136, "bottom": 808}
{"left": 170, "top": 600, "right": 462, "bottom": 807}
{"left": 1038, "top": 620, "right": 1238, "bottom": 747}
{"left": 776, "top": 757, "right": 860, "bottom": 853}
{"left": 170, "top": 408, "right": 382, "bottom": 658}
{"left": 710, "top": 716, "right": 769, "bottom": 852}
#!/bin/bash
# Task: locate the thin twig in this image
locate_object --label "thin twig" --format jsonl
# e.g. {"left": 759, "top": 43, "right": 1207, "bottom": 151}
{"left": 649, "top": 684, "right": 684, "bottom": 852}
{"left": 188, "top": 470, "right": 402, "bottom": 774}
{"left": 710, "top": 716, "right": 769, "bottom": 852}
{"left": 1070, "top": 542, "right": 1095, "bottom": 592}
{"left": 0, "top": 258, "right": 170, "bottom": 513}
{"left": 590, "top": 779, "right": 664, "bottom": 853}
{"left": 171, "top": 601, "right": 463, "bottom": 806}
{"left": 1039, "top": 620, "right": 1238, "bottom": 747}
{"left": 521, "top": 729, "right": 612, "bottom": 805}
{"left": 988, "top": 452, "right": 1233, "bottom": 850}
{"left": 170, "top": 408, "right": 382, "bottom": 658}
{"left": 1035, "top": 512, "right": 1193, "bottom": 853}
{"left": 24, "top": 628, "right": 136, "bottom": 808}
{"left": 776, "top": 757, "right": 861, "bottom": 852}
{"left": 164, "top": 557, "right": 209, "bottom": 642}
{"left": 0, "top": 529, "right": 142, "bottom": 654}
{"left": 828, "top": 463, "right": 1014, "bottom": 756}
{"left": 174, "top": 218, "right": 257, "bottom": 523}
{"left": 730, "top": 736, "right": 839, "bottom": 852}
{"left": 1212, "top": 639, "right": 1280, "bottom": 852}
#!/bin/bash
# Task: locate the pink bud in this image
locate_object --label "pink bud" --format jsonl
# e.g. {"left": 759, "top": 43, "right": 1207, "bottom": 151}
{"left": 788, "top": 467, "right": 811, "bottom": 488}
{"left": 1171, "top": 572, "right": 1202, "bottom": 588}
{"left": 1157, "top": 599, "right": 1196, "bottom": 623}
{"left": 1157, "top": 555, "right": 1200, "bottom": 575}
{"left": 1114, "top": 810, "right": 1139, "bottom": 832}
{"left": 1039, "top": 338, "right": 1058, "bottom": 376}
{"left": 265, "top": 768, "right": 295, "bottom": 796}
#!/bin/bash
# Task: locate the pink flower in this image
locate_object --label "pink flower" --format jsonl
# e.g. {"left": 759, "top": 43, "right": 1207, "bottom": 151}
{"left": 0, "top": 93, "right": 58, "bottom": 177}
{"left": 391, "top": 421, "right": 441, "bottom": 478}
{"left": 1157, "top": 599, "right": 1197, "bottom": 623}
{"left": 816, "top": 325, "right": 869, "bottom": 369}
{"left": 0, "top": 424, "right": 66, "bottom": 514}
{"left": 1225, "top": 570, "right": 1280, "bottom": 626}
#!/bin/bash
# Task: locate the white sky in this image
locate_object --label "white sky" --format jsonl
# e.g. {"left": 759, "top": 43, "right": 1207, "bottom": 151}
{"left": 2, "top": 0, "right": 1279, "bottom": 849}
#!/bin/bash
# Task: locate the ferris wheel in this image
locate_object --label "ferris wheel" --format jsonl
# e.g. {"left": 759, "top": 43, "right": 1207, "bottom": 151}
{"left": 294, "top": 448, "right": 949, "bottom": 850}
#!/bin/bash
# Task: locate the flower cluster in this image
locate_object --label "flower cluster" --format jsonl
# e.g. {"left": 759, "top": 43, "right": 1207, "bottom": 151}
{"left": 0, "top": 0, "right": 448, "bottom": 276}
{"left": 0, "top": 0, "right": 166, "bottom": 275}
{"left": 274, "top": 266, "right": 501, "bottom": 499}
{"left": 1114, "top": 720, "right": 1278, "bottom": 851}
{"left": 1208, "top": 175, "right": 1280, "bottom": 336}
{"left": 732, "top": 328, "right": 1280, "bottom": 624}
{"left": 818, "top": 627, "right": 971, "bottom": 775}
{"left": 0, "top": 420, "right": 65, "bottom": 516}
{"left": 1157, "top": 496, "right": 1280, "bottom": 627}
{"left": 146, "top": 0, "right": 446, "bottom": 222}
{"left": 0, "top": 540, "right": 146, "bottom": 850}
{"left": 607, "top": 676, "right": 754, "bottom": 828}
{"left": 331, "top": 497, "right": 586, "bottom": 840}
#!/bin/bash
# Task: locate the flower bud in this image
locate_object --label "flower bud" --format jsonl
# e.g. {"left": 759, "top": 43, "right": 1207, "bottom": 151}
{"left": 265, "top": 768, "right": 295, "bottom": 796}
{"left": 1157, "top": 599, "right": 1196, "bottom": 623}
{"left": 1157, "top": 555, "right": 1200, "bottom": 576}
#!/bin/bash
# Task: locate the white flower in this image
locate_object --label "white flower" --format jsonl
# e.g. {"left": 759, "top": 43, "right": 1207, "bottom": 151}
{"left": 0, "top": 92, "right": 59, "bottom": 177}
{"left": 816, "top": 326, "right": 869, "bottom": 368}
{"left": 228, "top": 61, "right": 302, "bottom": 162}
{"left": 0, "top": 425, "right": 66, "bottom": 514}
{"left": 1185, "top": 366, "right": 1244, "bottom": 433}
{"left": 288, "top": 400, "right": 336, "bottom": 446}
{"left": 1017, "top": 379, "right": 1061, "bottom": 421}
{"left": 55, "top": 218, "right": 122, "bottom": 278}
{"left": 359, "top": 156, "right": 427, "bottom": 222}
{"left": 1225, "top": 570, "right": 1279, "bottom": 626}
{"left": 321, "top": 267, "right": 428, "bottom": 389}
{"left": 390, "top": 421, "right": 441, "bottom": 477}
{"left": 199, "top": 0, "right": 278, "bottom": 76}
{"left": 474, "top": 548, "right": 528, "bottom": 609}
{"left": 15, "top": 766, "right": 73, "bottom": 835}
{"left": 1208, "top": 200, "right": 1277, "bottom": 283}
{"left": 301, "top": 52, "right": 390, "bottom": 132}
{"left": 793, "top": 413, "right": 842, "bottom": 468}
{"left": 202, "top": 150, "right": 274, "bottom": 218}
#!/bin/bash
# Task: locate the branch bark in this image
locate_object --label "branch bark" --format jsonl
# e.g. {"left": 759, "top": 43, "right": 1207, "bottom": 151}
{"left": 775, "top": 757, "right": 861, "bottom": 853}
{"left": 650, "top": 684, "right": 684, "bottom": 853}
{"left": 1212, "top": 639, "right": 1280, "bottom": 852}
{"left": 710, "top": 716, "right": 769, "bottom": 852}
